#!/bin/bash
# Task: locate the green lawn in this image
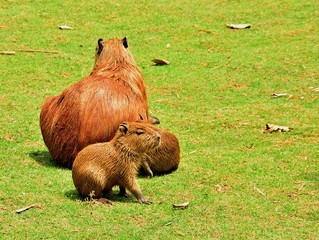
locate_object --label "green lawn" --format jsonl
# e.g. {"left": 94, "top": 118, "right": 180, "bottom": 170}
{"left": 1, "top": 0, "right": 318, "bottom": 239}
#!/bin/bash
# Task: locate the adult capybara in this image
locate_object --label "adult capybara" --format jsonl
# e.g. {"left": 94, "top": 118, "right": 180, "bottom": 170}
{"left": 141, "top": 128, "right": 180, "bottom": 178}
{"left": 40, "top": 37, "right": 148, "bottom": 168}
{"left": 72, "top": 122, "right": 161, "bottom": 204}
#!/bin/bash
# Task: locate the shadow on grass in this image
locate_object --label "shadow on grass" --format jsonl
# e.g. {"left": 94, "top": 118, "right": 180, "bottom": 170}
{"left": 64, "top": 188, "right": 135, "bottom": 204}
{"left": 29, "top": 150, "right": 61, "bottom": 168}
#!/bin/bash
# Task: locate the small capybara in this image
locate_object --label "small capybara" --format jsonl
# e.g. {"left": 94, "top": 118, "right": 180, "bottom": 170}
{"left": 141, "top": 129, "right": 180, "bottom": 177}
{"left": 72, "top": 121, "right": 161, "bottom": 204}
{"left": 40, "top": 37, "right": 149, "bottom": 168}
{"left": 140, "top": 115, "right": 180, "bottom": 177}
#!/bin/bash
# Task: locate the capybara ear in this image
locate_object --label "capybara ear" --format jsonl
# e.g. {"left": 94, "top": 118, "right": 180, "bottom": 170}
{"left": 97, "top": 38, "right": 103, "bottom": 54}
{"left": 119, "top": 122, "right": 129, "bottom": 135}
{"left": 149, "top": 115, "right": 160, "bottom": 125}
{"left": 122, "top": 37, "right": 128, "bottom": 48}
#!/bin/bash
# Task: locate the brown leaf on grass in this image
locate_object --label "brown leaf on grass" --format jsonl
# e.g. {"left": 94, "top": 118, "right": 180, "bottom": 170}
{"left": 264, "top": 124, "right": 293, "bottom": 133}
{"left": 58, "top": 25, "right": 74, "bottom": 30}
{"left": 271, "top": 93, "right": 288, "bottom": 98}
{"left": 152, "top": 58, "right": 170, "bottom": 66}
{"left": 288, "top": 94, "right": 304, "bottom": 100}
{"left": 198, "top": 29, "right": 219, "bottom": 35}
{"left": 215, "top": 184, "right": 232, "bottom": 193}
{"left": 227, "top": 24, "right": 251, "bottom": 29}
{"left": 288, "top": 193, "right": 297, "bottom": 199}
{"left": 173, "top": 202, "right": 189, "bottom": 209}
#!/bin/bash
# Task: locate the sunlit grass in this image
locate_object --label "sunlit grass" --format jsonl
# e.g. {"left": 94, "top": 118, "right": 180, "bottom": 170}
{"left": 1, "top": 0, "right": 318, "bottom": 238}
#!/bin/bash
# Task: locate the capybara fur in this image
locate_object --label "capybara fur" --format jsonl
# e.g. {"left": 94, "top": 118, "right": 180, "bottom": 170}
{"left": 40, "top": 37, "right": 149, "bottom": 168}
{"left": 72, "top": 122, "right": 161, "bottom": 204}
{"left": 141, "top": 129, "right": 180, "bottom": 177}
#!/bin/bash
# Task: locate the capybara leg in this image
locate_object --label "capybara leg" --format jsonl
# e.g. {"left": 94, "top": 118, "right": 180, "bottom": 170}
{"left": 98, "top": 198, "right": 114, "bottom": 205}
{"left": 141, "top": 157, "right": 153, "bottom": 178}
{"left": 127, "top": 177, "right": 152, "bottom": 204}
{"left": 119, "top": 186, "right": 131, "bottom": 198}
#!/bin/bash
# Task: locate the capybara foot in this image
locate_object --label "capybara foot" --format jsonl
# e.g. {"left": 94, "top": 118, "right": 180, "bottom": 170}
{"left": 98, "top": 198, "right": 114, "bottom": 205}
{"left": 138, "top": 199, "right": 153, "bottom": 205}
{"left": 120, "top": 193, "right": 132, "bottom": 199}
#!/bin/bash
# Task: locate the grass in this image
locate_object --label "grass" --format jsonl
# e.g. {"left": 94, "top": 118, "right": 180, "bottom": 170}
{"left": 1, "top": 0, "right": 319, "bottom": 238}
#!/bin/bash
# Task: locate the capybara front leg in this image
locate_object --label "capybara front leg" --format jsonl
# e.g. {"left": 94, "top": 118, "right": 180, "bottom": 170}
{"left": 127, "top": 177, "right": 152, "bottom": 204}
{"left": 141, "top": 156, "right": 153, "bottom": 178}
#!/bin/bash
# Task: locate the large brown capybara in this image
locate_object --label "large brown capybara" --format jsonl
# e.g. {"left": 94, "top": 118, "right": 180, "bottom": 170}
{"left": 40, "top": 37, "right": 149, "bottom": 168}
{"left": 72, "top": 122, "right": 161, "bottom": 204}
{"left": 141, "top": 116, "right": 180, "bottom": 177}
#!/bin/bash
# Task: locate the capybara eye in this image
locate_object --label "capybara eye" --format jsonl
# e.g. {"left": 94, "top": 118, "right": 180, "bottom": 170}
{"left": 136, "top": 131, "right": 144, "bottom": 135}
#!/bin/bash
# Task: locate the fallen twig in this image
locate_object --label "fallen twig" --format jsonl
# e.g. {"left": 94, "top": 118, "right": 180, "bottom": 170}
{"left": 15, "top": 49, "right": 60, "bottom": 54}
{"left": 15, "top": 204, "right": 37, "bottom": 214}
{"left": 254, "top": 187, "right": 266, "bottom": 196}
{"left": 0, "top": 51, "right": 16, "bottom": 55}
{"left": 188, "top": 150, "right": 197, "bottom": 155}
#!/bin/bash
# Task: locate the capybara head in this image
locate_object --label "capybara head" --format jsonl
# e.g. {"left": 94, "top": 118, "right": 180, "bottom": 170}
{"left": 94, "top": 37, "right": 134, "bottom": 68}
{"left": 115, "top": 122, "right": 161, "bottom": 154}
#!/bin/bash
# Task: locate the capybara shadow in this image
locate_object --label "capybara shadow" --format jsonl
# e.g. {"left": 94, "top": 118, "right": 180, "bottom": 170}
{"left": 64, "top": 189, "right": 135, "bottom": 204}
{"left": 72, "top": 122, "right": 161, "bottom": 205}
{"left": 29, "top": 151, "right": 59, "bottom": 168}
{"left": 40, "top": 37, "right": 149, "bottom": 168}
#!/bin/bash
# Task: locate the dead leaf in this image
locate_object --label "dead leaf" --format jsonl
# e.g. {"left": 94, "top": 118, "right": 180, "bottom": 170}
{"left": 152, "top": 59, "right": 170, "bottom": 66}
{"left": 271, "top": 93, "right": 288, "bottom": 98}
{"left": 288, "top": 193, "right": 297, "bottom": 199}
{"left": 227, "top": 24, "right": 251, "bottom": 29}
{"left": 265, "top": 124, "right": 293, "bottom": 133}
{"left": 173, "top": 202, "right": 189, "bottom": 209}
{"left": 58, "top": 25, "right": 74, "bottom": 30}
{"left": 198, "top": 29, "right": 219, "bottom": 35}
{"left": 288, "top": 94, "right": 304, "bottom": 100}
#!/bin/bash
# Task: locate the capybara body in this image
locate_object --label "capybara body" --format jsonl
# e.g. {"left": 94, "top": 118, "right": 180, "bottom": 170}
{"left": 141, "top": 129, "right": 180, "bottom": 177}
{"left": 72, "top": 122, "right": 160, "bottom": 204}
{"left": 40, "top": 37, "right": 148, "bottom": 168}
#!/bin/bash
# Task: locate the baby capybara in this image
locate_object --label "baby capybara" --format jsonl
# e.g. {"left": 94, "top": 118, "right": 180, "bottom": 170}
{"left": 141, "top": 129, "right": 180, "bottom": 177}
{"left": 72, "top": 122, "right": 161, "bottom": 204}
{"left": 140, "top": 116, "right": 180, "bottom": 177}
{"left": 40, "top": 37, "right": 149, "bottom": 168}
